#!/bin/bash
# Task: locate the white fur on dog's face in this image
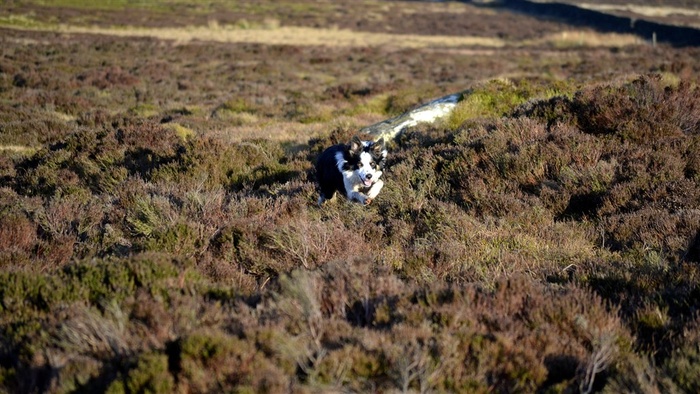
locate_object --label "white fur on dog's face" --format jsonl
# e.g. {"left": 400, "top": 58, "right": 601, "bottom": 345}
{"left": 356, "top": 150, "right": 382, "bottom": 187}
{"left": 336, "top": 150, "right": 382, "bottom": 189}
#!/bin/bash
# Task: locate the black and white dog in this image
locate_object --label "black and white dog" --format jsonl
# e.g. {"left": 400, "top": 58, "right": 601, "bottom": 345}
{"left": 316, "top": 136, "right": 387, "bottom": 205}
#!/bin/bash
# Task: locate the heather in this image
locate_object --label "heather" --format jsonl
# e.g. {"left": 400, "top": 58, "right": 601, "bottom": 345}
{"left": 1, "top": 0, "right": 700, "bottom": 392}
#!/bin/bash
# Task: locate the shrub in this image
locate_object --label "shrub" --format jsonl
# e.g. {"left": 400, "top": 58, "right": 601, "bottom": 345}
{"left": 123, "top": 353, "right": 174, "bottom": 394}
{"left": 448, "top": 78, "right": 571, "bottom": 129}
{"left": 0, "top": 207, "right": 37, "bottom": 268}
{"left": 571, "top": 74, "right": 700, "bottom": 141}
{"left": 665, "top": 318, "right": 700, "bottom": 392}
{"left": 174, "top": 329, "right": 281, "bottom": 392}
{"left": 13, "top": 118, "right": 182, "bottom": 197}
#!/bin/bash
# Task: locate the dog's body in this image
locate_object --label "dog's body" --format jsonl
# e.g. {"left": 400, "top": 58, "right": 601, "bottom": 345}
{"left": 316, "top": 136, "right": 387, "bottom": 205}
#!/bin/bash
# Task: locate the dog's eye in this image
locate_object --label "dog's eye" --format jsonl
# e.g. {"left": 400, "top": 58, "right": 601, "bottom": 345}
{"left": 357, "top": 162, "right": 363, "bottom": 167}
{"left": 370, "top": 161, "right": 375, "bottom": 167}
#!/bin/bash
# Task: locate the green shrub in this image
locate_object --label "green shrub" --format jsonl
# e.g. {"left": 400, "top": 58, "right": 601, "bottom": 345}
{"left": 666, "top": 340, "right": 700, "bottom": 392}
{"left": 448, "top": 79, "right": 570, "bottom": 128}
{"left": 124, "top": 353, "right": 174, "bottom": 394}
{"left": 176, "top": 330, "right": 258, "bottom": 392}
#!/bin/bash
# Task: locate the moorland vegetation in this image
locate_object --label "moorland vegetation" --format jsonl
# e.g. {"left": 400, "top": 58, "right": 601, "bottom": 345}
{"left": 1, "top": 0, "right": 700, "bottom": 393}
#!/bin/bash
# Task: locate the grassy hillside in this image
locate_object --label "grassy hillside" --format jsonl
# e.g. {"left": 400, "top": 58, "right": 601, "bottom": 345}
{"left": 1, "top": 0, "right": 700, "bottom": 392}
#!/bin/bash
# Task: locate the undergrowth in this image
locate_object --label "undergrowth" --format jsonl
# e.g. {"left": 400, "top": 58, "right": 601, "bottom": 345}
{"left": 1, "top": 4, "right": 700, "bottom": 390}
{"left": 0, "top": 72, "right": 698, "bottom": 392}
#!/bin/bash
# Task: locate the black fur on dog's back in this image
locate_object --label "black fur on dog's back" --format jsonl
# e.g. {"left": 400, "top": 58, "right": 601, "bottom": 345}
{"left": 315, "top": 143, "right": 348, "bottom": 201}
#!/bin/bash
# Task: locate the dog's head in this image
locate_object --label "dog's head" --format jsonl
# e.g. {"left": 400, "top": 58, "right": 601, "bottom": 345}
{"left": 348, "top": 136, "right": 387, "bottom": 187}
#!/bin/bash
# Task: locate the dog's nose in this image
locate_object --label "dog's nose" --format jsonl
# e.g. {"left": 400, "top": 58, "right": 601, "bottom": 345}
{"left": 366, "top": 174, "right": 372, "bottom": 180}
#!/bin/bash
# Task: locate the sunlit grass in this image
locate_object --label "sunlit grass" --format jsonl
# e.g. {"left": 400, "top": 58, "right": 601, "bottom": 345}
{"left": 0, "top": 145, "right": 36, "bottom": 152}
{"left": 0, "top": 14, "right": 47, "bottom": 29}
{"left": 3, "top": 21, "right": 507, "bottom": 48}
{"left": 164, "top": 123, "right": 196, "bottom": 142}
{"left": 534, "top": 30, "right": 644, "bottom": 48}
{"left": 0, "top": 12, "right": 654, "bottom": 51}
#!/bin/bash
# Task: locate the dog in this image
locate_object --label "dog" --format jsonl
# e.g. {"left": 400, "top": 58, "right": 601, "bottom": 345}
{"left": 316, "top": 136, "right": 387, "bottom": 206}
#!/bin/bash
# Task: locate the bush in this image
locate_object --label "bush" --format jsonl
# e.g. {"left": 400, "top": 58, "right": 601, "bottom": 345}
{"left": 13, "top": 118, "right": 182, "bottom": 197}
{"left": 123, "top": 353, "right": 174, "bottom": 394}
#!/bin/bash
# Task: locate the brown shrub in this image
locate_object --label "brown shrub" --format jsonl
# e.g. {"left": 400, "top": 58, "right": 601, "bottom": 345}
{"left": 571, "top": 74, "right": 700, "bottom": 141}
{"left": 0, "top": 212, "right": 37, "bottom": 268}
{"left": 603, "top": 208, "right": 700, "bottom": 257}
{"left": 253, "top": 260, "right": 634, "bottom": 392}
{"left": 75, "top": 66, "right": 140, "bottom": 90}
{"left": 265, "top": 216, "right": 367, "bottom": 270}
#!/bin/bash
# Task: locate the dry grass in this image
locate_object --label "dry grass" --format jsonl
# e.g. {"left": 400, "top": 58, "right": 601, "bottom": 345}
{"left": 533, "top": 30, "right": 644, "bottom": 48}
{"left": 0, "top": 145, "right": 36, "bottom": 153}
{"left": 4, "top": 22, "right": 508, "bottom": 48}
{"left": 1, "top": 10, "right": 651, "bottom": 50}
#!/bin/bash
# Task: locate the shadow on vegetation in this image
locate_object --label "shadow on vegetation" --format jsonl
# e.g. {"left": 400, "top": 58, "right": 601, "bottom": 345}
{"left": 467, "top": 0, "right": 700, "bottom": 47}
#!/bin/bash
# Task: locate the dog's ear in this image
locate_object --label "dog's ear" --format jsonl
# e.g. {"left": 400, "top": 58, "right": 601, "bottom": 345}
{"left": 349, "top": 136, "right": 363, "bottom": 155}
{"left": 372, "top": 138, "right": 387, "bottom": 158}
